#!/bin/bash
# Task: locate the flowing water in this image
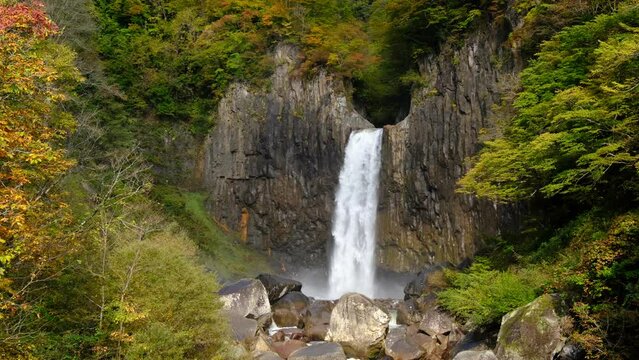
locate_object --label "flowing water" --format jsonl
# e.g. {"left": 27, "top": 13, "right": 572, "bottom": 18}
{"left": 328, "top": 128, "right": 383, "bottom": 299}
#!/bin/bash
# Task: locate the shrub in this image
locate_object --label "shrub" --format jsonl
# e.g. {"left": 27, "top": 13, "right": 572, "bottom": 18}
{"left": 438, "top": 259, "right": 544, "bottom": 326}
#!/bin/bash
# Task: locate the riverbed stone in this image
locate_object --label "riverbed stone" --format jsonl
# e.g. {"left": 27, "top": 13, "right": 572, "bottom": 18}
{"left": 289, "top": 342, "right": 347, "bottom": 360}
{"left": 257, "top": 273, "right": 303, "bottom": 302}
{"left": 396, "top": 298, "right": 422, "bottom": 326}
{"left": 495, "top": 294, "right": 571, "bottom": 360}
{"left": 228, "top": 313, "right": 258, "bottom": 343}
{"left": 219, "top": 278, "right": 271, "bottom": 320}
{"left": 326, "top": 293, "right": 390, "bottom": 358}
{"left": 418, "top": 307, "right": 457, "bottom": 336}
{"left": 272, "top": 339, "right": 308, "bottom": 359}
{"left": 253, "top": 350, "right": 284, "bottom": 360}
{"left": 403, "top": 265, "right": 450, "bottom": 299}
{"left": 303, "top": 300, "right": 334, "bottom": 341}
{"left": 383, "top": 326, "right": 426, "bottom": 360}
{"left": 452, "top": 350, "right": 498, "bottom": 360}
{"left": 272, "top": 291, "right": 310, "bottom": 327}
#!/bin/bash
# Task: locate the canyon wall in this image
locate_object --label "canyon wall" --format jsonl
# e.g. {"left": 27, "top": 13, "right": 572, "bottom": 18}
{"left": 199, "top": 45, "right": 373, "bottom": 266}
{"left": 200, "top": 11, "right": 522, "bottom": 271}
{"left": 378, "top": 15, "right": 522, "bottom": 271}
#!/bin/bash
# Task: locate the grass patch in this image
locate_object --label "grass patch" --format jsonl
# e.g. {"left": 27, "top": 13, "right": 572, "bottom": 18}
{"left": 151, "top": 185, "right": 272, "bottom": 280}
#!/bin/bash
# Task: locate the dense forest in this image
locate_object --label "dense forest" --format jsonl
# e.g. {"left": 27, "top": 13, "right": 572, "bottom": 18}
{"left": 0, "top": 0, "right": 637, "bottom": 359}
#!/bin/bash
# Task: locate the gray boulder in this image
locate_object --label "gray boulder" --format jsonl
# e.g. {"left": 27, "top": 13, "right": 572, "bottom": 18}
{"left": 289, "top": 342, "right": 347, "bottom": 360}
{"left": 396, "top": 298, "right": 423, "bottom": 326}
{"left": 228, "top": 312, "right": 258, "bottom": 343}
{"left": 383, "top": 326, "right": 426, "bottom": 360}
{"left": 326, "top": 293, "right": 390, "bottom": 359}
{"left": 303, "top": 300, "right": 335, "bottom": 341}
{"left": 495, "top": 294, "right": 571, "bottom": 360}
{"left": 453, "top": 350, "right": 498, "bottom": 360}
{"left": 404, "top": 265, "right": 449, "bottom": 299}
{"left": 272, "top": 339, "right": 308, "bottom": 359}
{"left": 253, "top": 350, "right": 284, "bottom": 360}
{"left": 219, "top": 278, "right": 271, "bottom": 320}
{"left": 257, "top": 273, "right": 303, "bottom": 302}
{"left": 272, "top": 291, "right": 310, "bottom": 327}
{"left": 418, "top": 307, "right": 457, "bottom": 336}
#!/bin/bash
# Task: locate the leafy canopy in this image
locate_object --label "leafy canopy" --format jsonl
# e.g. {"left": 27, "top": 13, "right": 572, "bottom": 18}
{"left": 0, "top": 0, "right": 81, "bottom": 304}
{"left": 459, "top": 6, "right": 639, "bottom": 204}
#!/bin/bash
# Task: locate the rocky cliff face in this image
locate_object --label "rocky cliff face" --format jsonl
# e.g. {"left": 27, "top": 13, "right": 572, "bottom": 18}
{"left": 200, "top": 12, "right": 523, "bottom": 272}
{"left": 377, "top": 15, "right": 522, "bottom": 271}
{"left": 199, "top": 44, "right": 372, "bottom": 266}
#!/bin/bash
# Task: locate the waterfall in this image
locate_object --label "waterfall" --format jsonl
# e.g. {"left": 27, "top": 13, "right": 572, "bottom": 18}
{"left": 328, "top": 128, "right": 383, "bottom": 299}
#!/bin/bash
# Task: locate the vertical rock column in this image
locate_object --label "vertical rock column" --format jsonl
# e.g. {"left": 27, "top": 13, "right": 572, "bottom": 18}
{"left": 199, "top": 44, "right": 373, "bottom": 267}
{"left": 377, "top": 17, "right": 522, "bottom": 272}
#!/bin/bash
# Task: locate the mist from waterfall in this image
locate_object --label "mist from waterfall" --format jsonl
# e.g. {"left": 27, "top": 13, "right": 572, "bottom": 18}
{"left": 328, "top": 128, "right": 383, "bottom": 299}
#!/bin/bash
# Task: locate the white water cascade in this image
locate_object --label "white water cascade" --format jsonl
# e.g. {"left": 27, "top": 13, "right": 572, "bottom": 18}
{"left": 328, "top": 128, "right": 383, "bottom": 299}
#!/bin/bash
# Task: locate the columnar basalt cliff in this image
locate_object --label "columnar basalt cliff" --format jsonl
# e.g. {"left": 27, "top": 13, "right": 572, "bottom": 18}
{"left": 200, "top": 12, "right": 522, "bottom": 271}
{"left": 199, "top": 45, "right": 373, "bottom": 265}
{"left": 378, "top": 16, "right": 522, "bottom": 271}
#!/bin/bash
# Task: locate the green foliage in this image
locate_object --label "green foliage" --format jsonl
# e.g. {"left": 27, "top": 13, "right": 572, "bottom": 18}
{"left": 105, "top": 220, "right": 231, "bottom": 359}
{"left": 438, "top": 259, "right": 545, "bottom": 326}
{"left": 460, "top": 5, "right": 639, "bottom": 204}
{"left": 94, "top": 0, "right": 378, "bottom": 131}
{"left": 151, "top": 185, "right": 272, "bottom": 280}
{"left": 93, "top": 0, "right": 509, "bottom": 127}
{"left": 510, "top": 0, "right": 621, "bottom": 59}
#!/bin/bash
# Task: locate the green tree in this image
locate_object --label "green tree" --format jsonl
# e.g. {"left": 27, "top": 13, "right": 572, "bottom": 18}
{"left": 459, "top": 6, "right": 639, "bottom": 205}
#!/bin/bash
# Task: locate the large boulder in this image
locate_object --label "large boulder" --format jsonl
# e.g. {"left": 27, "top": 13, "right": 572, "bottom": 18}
{"left": 289, "top": 342, "right": 347, "bottom": 360}
{"left": 303, "top": 300, "right": 335, "bottom": 341}
{"left": 272, "top": 340, "right": 308, "bottom": 359}
{"left": 396, "top": 298, "right": 423, "bottom": 326}
{"left": 219, "top": 278, "right": 271, "bottom": 320}
{"left": 228, "top": 312, "right": 258, "bottom": 343}
{"left": 383, "top": 326, "right": 427, "bottom": 360}
{"left": 326, "top": 293, "right": 390, "bottom": 358}
{"left": 253, "top": 350, "right": 284, "bottom": 360}
{"left": 257, "top": 273, "right": 303, "bottom": 302}
{"left": 272, "top": 291, "right": 310, "bottom": 327}
{"left": 452, "top": 350, "right": 498, "bottom": 360}
{"left": 495, "top": 294, "right": 572, "bottom": 360}
{"left": 403, "top": 265, "right": 449, "bottom": 299}
{"left": 418, "top": 307, "right": 457, "bottom": 336}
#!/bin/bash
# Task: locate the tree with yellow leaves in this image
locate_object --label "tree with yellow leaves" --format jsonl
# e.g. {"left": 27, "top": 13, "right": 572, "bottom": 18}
{"left": 0, "top": 0, "right": 81, "bottom": 320}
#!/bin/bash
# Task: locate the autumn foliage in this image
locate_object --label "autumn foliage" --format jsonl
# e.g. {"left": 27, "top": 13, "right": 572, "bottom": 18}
{"left": 0, "top": 1, "right": 80, "bottom": 314}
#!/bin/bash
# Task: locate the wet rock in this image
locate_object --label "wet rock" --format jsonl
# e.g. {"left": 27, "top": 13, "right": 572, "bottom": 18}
{"left": 253, "top": 350, "right": 284, "bottom": 360}
{"left": 257, "top": 273, "right": 303, "bottom": 302}
{"left": 452, "top": 350, "right": 498, "bottom": 360}
{"left": 403, "top": 265, "right": 449, "bottom": 299}
{"left": 305, "top": 324, "right": 328, "bottom": 342}
{"left": 272, "top": 339, "right": 308, "bottom": 359}
{"left": 303, "top": 300, "right": 334, "bottom": 341}
{"left": 383, "top": 327, "right": 426, "bottom": 360}
{"left": 495, "top": 294, "right": 571, "bottom": 360}
{"left": 396, "top": 298, "right": 423, "bottom": 326}
{"left": 255, "top": 333, "right": 275, "bottom": 352}
{"left": 289, "top": 342, "right": 347, "bottom": 360}
{"left": 272, "top": 291, "right": 310, "bottom": 327}
{"left": 219, "top": 278, "right": 271, "bottom": 320}
{"left": 326, "top": 293, "right": 390, "bottom": 358}
{"left": 228, "top": 313, "right": 257, "bottom": 343}
{"left": 418, "top": 307, "right": 457, "bottom": 336}
{"left": 555, "top": 343, "right": 586, "bottom": 360}
{"left": 272, "top": 330, "right": 286, "bottom": 343}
